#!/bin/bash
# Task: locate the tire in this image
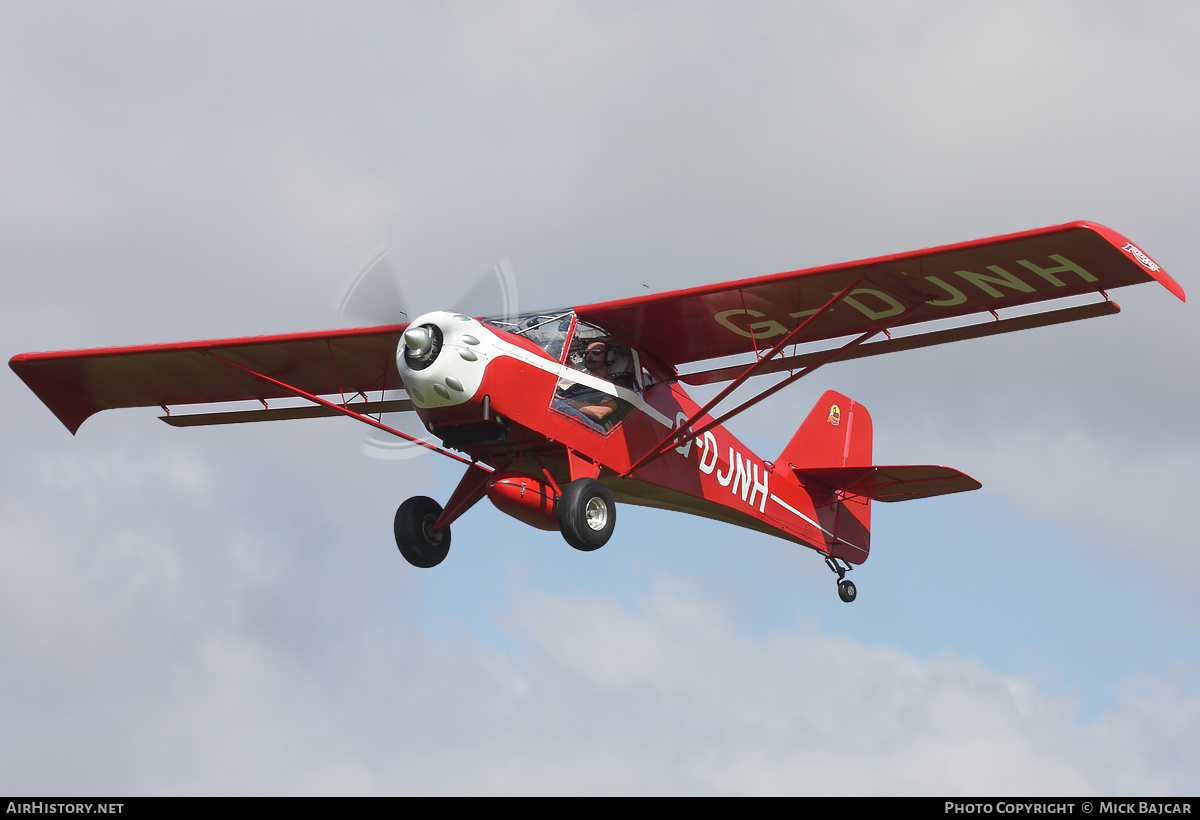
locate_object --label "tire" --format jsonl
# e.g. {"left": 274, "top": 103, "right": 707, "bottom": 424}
{"left": 557, "top": 478, "right": 616, "bottom": 552}
{"left": 838, "top": 579, "right": 857, "bottom": 603}
{"left": 394, "top": 496, "right": 450, "bottom": 568}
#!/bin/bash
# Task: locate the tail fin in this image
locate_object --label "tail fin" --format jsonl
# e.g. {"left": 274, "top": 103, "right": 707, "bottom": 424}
{"left": 779, "top": 390, "right": 872, "bottom": 471}
{"left": 779, "top": 391, "right": 874, "bottom": 563}
{"left": 779, "top": 390, "right": 981, "bottom": 564}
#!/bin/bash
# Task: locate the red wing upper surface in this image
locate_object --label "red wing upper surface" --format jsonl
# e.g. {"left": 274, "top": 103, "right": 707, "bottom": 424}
{"left": 10, "top": 324, "right": 406, "bottom": 433}
{"left": 575, "top": 222, "right": 1184, "bottom": 370}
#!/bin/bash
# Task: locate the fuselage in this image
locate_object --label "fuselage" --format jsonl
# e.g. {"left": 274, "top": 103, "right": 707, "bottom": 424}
{"left": 394, "top": 309, "right": 871, "bottom": 563}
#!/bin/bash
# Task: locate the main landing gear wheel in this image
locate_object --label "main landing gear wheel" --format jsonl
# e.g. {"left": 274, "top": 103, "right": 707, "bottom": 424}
{"left": 558, "top": 478, "right": 615, "bottom": 552}
{"left": 394, "top": 496, "right": 450, "bottom": 568}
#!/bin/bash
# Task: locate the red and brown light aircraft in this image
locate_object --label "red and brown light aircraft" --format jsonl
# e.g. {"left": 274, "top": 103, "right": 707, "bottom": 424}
{"left": 10, "top": 222, "right": 1185, "bottom": 602}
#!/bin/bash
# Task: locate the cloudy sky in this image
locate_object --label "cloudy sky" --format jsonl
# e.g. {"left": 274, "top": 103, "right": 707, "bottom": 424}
{"left": 2, "top": 1, "right": 1197, "bottom": 796}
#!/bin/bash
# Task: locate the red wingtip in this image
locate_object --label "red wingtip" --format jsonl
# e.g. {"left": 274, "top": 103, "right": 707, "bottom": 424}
{"left": 1077, "top": 222, "right": 1185, "bottom": 302}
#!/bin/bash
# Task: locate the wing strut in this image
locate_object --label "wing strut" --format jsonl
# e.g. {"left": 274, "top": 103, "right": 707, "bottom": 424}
{"left": 622, "top": 282, "right": 924, "bottom": 477}
{"left": 207, "top": 353, "right": 479, "bottom": 467}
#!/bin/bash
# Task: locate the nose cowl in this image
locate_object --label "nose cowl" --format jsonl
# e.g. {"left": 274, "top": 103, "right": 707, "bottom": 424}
{"left": 396, "top": 311, "right": 491, "bottom": 410}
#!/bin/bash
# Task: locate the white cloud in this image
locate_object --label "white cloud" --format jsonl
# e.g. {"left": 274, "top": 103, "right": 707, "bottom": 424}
{"left": 7, "top": 545, "right": 1195, "bottom": 795}
{"left": 503, "top": 577, "right": 1198, "bottom": 795}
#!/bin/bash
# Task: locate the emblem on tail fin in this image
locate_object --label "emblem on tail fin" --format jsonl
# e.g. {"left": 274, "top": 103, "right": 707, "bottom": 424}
{"left": 827, "top": 404, "right": 841, "bottom": 426}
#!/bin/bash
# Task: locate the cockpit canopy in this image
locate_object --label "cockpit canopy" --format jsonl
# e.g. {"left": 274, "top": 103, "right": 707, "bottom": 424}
{"left": 482, "top": 308, "right": 654, "bottom": 392}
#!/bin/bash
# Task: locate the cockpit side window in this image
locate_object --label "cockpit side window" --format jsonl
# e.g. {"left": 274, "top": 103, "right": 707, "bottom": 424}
{"left": 552, "top": 320, "right": 640, "bottom": 434}
{"left": 566, "top": 323, "right": 640, "bottom": 390}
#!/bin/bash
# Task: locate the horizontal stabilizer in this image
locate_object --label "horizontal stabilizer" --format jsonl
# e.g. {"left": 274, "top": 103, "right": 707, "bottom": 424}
{"left": 792, "top": 464, "right": 981, "bottom": 502}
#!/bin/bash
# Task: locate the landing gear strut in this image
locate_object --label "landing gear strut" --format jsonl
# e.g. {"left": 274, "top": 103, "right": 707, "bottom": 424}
{"left": 825, "top": 556, "right": 857, "bottom": 603}
{"left": 395, "top": 496, "right": 451, "bottom": 568}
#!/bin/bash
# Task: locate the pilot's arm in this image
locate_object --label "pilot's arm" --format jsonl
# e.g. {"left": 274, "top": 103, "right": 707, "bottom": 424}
{"left": 555, "top": 381, "right": 618, "bottom": 423}
{"left": 573, "top": 396, "right": 618, "bottom": 422}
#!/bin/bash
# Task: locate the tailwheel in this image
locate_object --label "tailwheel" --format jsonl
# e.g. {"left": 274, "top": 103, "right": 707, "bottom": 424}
{"left": 557, "top": 478, "right": 616, "bottom": 552}
{"left": 394, "top": 496, "right": 450, "bottom": 568}
{"left": 825, "top": 556, "right": 857, "bottom": 604}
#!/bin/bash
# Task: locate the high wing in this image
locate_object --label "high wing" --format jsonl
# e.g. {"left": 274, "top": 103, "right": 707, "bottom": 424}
{"left": 575, "top": 222, "right": 1185, "bottom": 379}
{"left": 10, "top": 324, "right": 407, "bottom": 434}
{"left": 12, "top": 222, "right": 1184, "bottom": 440}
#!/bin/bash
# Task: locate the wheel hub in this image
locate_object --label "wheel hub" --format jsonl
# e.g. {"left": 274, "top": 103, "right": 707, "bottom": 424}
{"left": 584, "top": 497, "right": 608, "bottom": 531}
{"left": 422, "top": 515, "right": 445, "bottom": 546}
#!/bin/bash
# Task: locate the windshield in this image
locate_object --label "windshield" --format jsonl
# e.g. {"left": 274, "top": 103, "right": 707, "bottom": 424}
{"left": 482, "top": 309, "right": 575, "bottom": 361}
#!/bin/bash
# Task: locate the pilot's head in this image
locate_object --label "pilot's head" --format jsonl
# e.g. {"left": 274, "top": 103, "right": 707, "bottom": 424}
{"left": 583, "top": 341, "right": 610, "bottom": 374}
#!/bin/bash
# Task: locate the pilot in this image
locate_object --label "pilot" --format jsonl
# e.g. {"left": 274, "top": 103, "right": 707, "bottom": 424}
{"left": 553, "top": 340, "right": 619, "bottom": 430}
